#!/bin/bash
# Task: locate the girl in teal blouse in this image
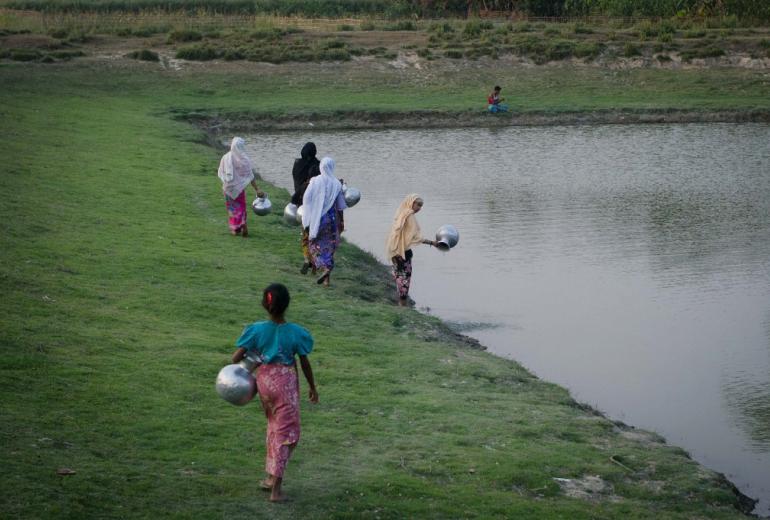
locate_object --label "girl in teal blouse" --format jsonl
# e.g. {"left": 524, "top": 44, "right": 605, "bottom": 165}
{"left": 231, "top": 283, "right": 318, "bottom": 502}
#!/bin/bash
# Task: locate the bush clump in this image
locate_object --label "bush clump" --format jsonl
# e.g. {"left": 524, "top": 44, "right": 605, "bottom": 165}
{"left": 50, "top": 49, "right": 85, "bottom": 60}
{"left": 681, "top": 46, "right": 725, "bottom": 61}
{"left": 444, "top": 49, "right": 463, "bottom": 59}
{"left": 463, "top": 19, "right": 493, "bottom": 38}
{"left": 623, "top": 42, "right": 642, "bottom": 57}
{"left": 175, "top": 44, "right": 221, "bottom": 60}
{"left": 383, "top": 20, "right": 416, "bottom": 31}
{"left": 167, "top": 29, "right": 202, "bottom": 43}
{"left": 9, "top": 49, "right": 41, "bottom": 61}
{"left": 126, "top": 49, "right": 159, "bottom": 61}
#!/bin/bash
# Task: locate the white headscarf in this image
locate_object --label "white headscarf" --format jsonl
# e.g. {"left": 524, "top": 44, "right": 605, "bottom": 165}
{"left": 217, "top": 137, "right": 254, "bottom": 199}
{"left": 302, "top": 156, "right": 346, "bottom": 239}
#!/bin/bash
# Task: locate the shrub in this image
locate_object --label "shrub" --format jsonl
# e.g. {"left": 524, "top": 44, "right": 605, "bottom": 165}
{"left": 573, "top": 23, "right": 593, "bottom": 34}
{"left": 321, "top": 38, "right": 346, "bottom": 49}
{"left": 544, "top": 39, "right": 575, "bottom": 61}
{"left": 684, "top": 29, "right": 707, "bottom": 38}
{"left": 168, "top": 29, "right": 202, "bottom": 43}
{"left": 656, "top": 54, "right": 672, "bottom": 62}
{"left": 10, "top": 49, "right": 40, "bottom": 61}
{"left": 759, "top": 39, "right": 770, "bottom": 49}
{"left": 383, "top": 20, "right": 416, "bottom": 31}
{"left": 623, "top": 42, "right": 641, "bottom": 57}
{"left": 51, "top": 49, "right": 85, "bottom": 60}
{"left": 175, "top": 45, "right": 220, "bottom": 60}
{"left": 126, "top": 49, "right": 159, "bottom": 61}
{"left": 337, "top": 24, "right": 355, "bottom": 31}
{"left": 444, "top": 49, "right": 463, "bottom": 59}
{"left": 417, "top": 47, "right": 432, "bottom": 58}
{"left": 48, "top": 28, "right": 69, "bottom": 39}
{"left": 360, "top": 20, "right": 376, "bottom": 31}
{"left": 321, "top": 48, "right": 351, "bottom": 61}
{"left": 222, "top": 48, "right": 244, "bottom": 60}
{"left": 463, "top": 19, "right": 491, "bottom": 38}
{"left": 429, "top": 21, "right": 454, "bottom": 34}
{"left": 543, "top": 27, "right": 561, "bottom": 37}
{"left": 658, "top": 33, "right": 673, "bottom": 43}
{"left": 574, "top": 41, "right": 603, "bottom": 59}
{"left": 680, "top": 46, "right": 725, "bottom": 61}
{"left": 67, "top": 31, "right": 93, "bottom": 43}
{"left": 514, "top": 22, "right": 533, "bottom": 33}
{"left": 250, "top": 28, "right": 284, "bottom": 40}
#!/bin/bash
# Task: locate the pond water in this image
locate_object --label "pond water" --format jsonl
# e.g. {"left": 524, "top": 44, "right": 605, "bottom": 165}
{"left": 246, "top": 123, "right": 770, "bottom": 515}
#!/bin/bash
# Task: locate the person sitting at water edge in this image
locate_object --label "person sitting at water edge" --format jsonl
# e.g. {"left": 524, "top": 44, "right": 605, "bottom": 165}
{"left": 230, "top": 283, "right": 318, "bottom": 503}
{"left": 217, "top": 137, "right": 264, "bottom": 237}
{"left": 386, "top": 194, "right": 438, "bottom": 306}
{"left": 291, "top": 142, "right": 321, "bottom": 275}
{"left": 302, "top": 156, "right": 347, "bottom": 287}
{"left": 487, "top": 85, "right": 509, "bottom": 113}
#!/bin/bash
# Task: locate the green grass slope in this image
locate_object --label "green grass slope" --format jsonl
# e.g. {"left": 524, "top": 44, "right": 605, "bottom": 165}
{"left": 0, "top": 62, "right": 754, "bottom": 518}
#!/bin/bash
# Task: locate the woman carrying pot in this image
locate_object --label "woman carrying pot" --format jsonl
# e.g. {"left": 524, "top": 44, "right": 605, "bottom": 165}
{"left": 385, "top": 194, "right": 438, "bottom": 306}
{"left": 217, "top": 137, "right": 264, "bottom": 237}
{"left": 302, "top": 156, "right": 347, "bottom": 287}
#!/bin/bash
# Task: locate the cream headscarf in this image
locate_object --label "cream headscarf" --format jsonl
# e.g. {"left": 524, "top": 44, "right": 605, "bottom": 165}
{"left": 386, "top": 194, "right": 424, "bottom": 260}
{"left": 217, "top": 137, "right": 255, "bottom": 199}
{"left": 302, "top": 156, "right": 346, "bottom": 240}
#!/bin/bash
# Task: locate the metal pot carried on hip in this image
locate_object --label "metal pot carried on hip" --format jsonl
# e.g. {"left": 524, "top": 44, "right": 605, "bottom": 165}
{"left": 435, "top": 224, "right": 459, "bottom": 251}
{"left": 283, "top": 203, "right": 299, "bottom": 226}
{"left": 251, "top": 195, "right": 272, "bottom": 216}
{"left": 341, "top": 183, "right": 361, "bottom": 207}
{"left": 215, "top": 352, "right": 261, "bottom": 406}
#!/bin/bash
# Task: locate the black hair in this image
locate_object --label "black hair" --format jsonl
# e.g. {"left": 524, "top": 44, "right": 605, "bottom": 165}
{"left": 494, "top": 85, "right": 501, "bottom": 91}
{"left": 262, "top": 283, "right": 290, "bottom": 316}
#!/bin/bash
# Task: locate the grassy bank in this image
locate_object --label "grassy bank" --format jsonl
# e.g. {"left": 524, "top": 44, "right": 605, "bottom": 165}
{"left": 0, "top": 61, "right": 760, "bottom": 518}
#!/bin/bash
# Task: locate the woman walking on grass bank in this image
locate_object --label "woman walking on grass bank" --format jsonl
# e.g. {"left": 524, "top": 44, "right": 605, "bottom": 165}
{"left": 291, "top": 142, "right": 321, "bottom": 275}
{"left": 302, "top": 156, "right": 347, "bottom": 287}
{"left": 231, "top": 283, "right": 318, "bottom": 503}
{"left": 386, "top": 194, "right": 438, "bottom": 306}
{"left": 217, "top": 137, "right": 264, "bottom": 237}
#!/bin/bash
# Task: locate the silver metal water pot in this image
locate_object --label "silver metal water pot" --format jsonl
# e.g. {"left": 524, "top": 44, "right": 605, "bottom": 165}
{"left": 283, "top": 203, "right": 299, "bottom": 226}
{"left": 295, "top": 204, "right": 306, "bottom": 226}
{"left": 342, "top": 184, "right": 361, "bottom": 207}
{"left": 252, "top": 195, "right": 272, "bottom": 216}
{"left": 435, "top": 224, "right": 459, "bottom": 251}
{"left": 215, "top": 352, "right": 261, "bottom": 406}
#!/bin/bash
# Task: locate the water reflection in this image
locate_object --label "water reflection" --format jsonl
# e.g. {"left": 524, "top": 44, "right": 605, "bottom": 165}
{"left": 246, "top": 123, "right": 770, "bottom": 514}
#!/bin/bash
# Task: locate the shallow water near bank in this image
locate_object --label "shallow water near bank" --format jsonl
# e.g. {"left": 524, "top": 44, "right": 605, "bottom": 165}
{"left": 246, "top": 123, "right": 770, "bottom": 515}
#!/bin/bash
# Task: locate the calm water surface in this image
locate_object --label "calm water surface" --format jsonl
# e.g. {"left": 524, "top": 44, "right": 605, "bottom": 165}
{"left": 247, "top": 124, "right": 770, "bottom": 515}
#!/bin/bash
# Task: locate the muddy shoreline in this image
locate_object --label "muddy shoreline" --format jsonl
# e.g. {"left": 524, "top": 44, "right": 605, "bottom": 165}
{"left": 181, "top": 107, "right": 770, "bottom": 135}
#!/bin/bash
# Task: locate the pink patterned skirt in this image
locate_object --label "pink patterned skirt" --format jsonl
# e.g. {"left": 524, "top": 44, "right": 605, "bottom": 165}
{"left": 225, "top": 190, "right": 247, "bottom": 233}
{"left": 257, "top": 364, "right": 300, "bottom": 478}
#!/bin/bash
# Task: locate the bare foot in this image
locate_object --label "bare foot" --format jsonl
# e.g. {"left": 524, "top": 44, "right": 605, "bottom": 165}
{"left": 241, "top": 225, "right": 249, "bottom": 238}
{"left": 269, "top": 477, "right": 286, "bottom": 502}
{"left": 259, "top": 478, "right": 273, "bottom": 491}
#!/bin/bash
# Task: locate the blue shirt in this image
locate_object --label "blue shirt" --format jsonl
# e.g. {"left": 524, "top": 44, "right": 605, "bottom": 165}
{"left": 235, "top": 321, "right": 313, "bottom": 365}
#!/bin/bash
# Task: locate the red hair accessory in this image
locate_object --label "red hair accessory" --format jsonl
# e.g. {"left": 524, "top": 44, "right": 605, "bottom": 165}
{"left": 266, "top": 292, "right": 273, "bottom": 305}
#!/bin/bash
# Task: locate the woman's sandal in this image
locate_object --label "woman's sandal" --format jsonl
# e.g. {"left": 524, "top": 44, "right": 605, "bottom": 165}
{"left": 316, "top": 270, "right": 330, "bottom": 285}
{"left": 300, "top": 262, "right": 311, "bottom": 275}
